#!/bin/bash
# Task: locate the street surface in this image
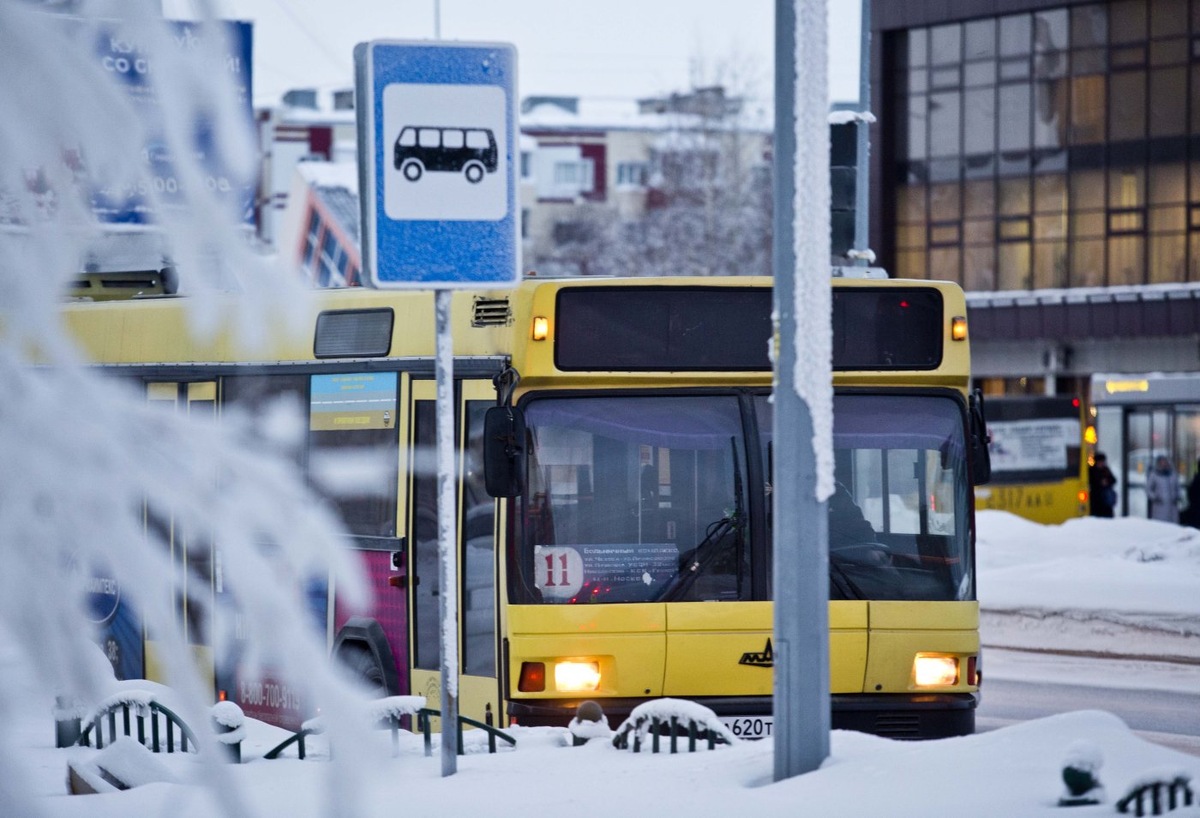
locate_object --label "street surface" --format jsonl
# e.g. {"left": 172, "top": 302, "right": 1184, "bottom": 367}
{"left": 977, "top": 648, "right": 1200, "bottom": 756}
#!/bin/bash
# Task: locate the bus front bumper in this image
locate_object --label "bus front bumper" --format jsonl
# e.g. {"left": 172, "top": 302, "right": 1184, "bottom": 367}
{"left": 507, "top": 691, "right": 978, "bottom": 740}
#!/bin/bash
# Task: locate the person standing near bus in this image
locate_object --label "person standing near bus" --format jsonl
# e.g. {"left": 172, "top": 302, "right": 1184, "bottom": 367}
{"left": 1089, "top": 453, "right": 1117, "bottom": 518}
{"left": 1181, "top": 458, "right": 1200, "bottom": 528}
{"left": 1145, "top": 455, "right": 1180, "bottom": 523}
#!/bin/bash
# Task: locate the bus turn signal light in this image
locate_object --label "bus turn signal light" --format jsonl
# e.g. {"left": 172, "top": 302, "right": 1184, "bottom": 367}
{"left": 554, "top": 661, "right": 601, "bottom": 692}
{"left": 518, "top": 662, "right": 546, "bottom": 692}
{"left": 914, "top": 654, "right": 959, "bottom": 687}
{"left": 951, "top": 316, "right": 968, "bottom": 341}
{"left": 532, "top": 316, "right": 549, "bottom": 341}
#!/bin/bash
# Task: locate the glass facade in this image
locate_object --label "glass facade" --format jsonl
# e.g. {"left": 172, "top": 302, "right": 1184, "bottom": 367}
{"left": 891, "top": 0, "right": 1200, "bottom": 290}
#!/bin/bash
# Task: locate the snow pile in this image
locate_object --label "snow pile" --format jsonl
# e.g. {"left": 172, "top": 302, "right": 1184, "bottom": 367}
{"left": 977, "top": 511, "right": 1200, "bottom": 660}
{"left": 69, "top": 736, "right": 179, "bottom": 793}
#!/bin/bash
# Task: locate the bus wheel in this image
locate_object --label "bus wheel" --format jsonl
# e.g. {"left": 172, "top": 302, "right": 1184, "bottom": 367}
{"left": 402, "top": 160, "right": 423, "bottom": 182}
{"left": 463, "top": 161, "right": 485, "bottom": 184}
{"left": 338, "top": 644, "right": 388, "bottom": 698}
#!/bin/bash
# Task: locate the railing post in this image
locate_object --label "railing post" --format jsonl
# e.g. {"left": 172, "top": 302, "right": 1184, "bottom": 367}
{"left": 53, "top": 696, "right": 82, "bottom": 749}
{"left": 210, "top": 702, "right": 244, "bottom": 764}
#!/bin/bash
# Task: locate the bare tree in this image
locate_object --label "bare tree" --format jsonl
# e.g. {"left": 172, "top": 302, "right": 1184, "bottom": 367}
{"left": 540, "top": 53, "right": 773, "bottom": 279}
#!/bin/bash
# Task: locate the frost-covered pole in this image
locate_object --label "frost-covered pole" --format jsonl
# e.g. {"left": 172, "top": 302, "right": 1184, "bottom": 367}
{"left": 435, "top": 288, "right": 459, "bottom": 775}
{"left": 773, "top": 0, "right": 832, "bottom": 781}
{"left": 853, "top": 0, "right": 872, "bottom": 265}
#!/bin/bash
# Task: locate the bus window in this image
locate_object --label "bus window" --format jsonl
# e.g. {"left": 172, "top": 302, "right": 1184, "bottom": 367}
{"left": 465, "top": 129, "right": 491, "bottom": 150}
{"left": 462, "top": 400, "right": 496, "bottom": 677}
{"left": 518, "top": 395, "right": 748, "bottom": 604}
{"left": 757, "top": 393, "right": 971, "bottom": 602}
{"left": 411, "top": 399, "right": 439, "bottom": 671}
{"left": 418, "top": 128, "right": 440, "bottom": 148}
{"left": 308, "top": 373, "right": 400, "bottom": 537}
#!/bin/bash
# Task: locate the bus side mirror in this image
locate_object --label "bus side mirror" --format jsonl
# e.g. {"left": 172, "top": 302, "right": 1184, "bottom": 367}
{"left": 484, "top": 406, "right": 526, "bottom": 498}
{"left": 969, "top": 389, "right": 992, "bottom": 485}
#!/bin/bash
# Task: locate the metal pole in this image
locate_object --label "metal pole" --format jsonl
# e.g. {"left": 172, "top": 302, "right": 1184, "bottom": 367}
{"left": 435, "top": 288, "right": 459, "bottom": 776}
{"left": 773, "top": 0, "right": 831, "bottom": 781}
{"left": 853, "top": 0, "right": 872, "bottom": 265}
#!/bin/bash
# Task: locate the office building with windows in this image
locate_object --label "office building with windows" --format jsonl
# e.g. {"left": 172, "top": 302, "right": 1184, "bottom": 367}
{"left": 871, "top": 0, "right": 1200, "bottom": 511}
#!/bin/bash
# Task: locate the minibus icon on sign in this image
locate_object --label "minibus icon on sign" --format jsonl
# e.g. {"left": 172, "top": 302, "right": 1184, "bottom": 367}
{"left": 394, "top": 126, "right": 498, "bottom": 184}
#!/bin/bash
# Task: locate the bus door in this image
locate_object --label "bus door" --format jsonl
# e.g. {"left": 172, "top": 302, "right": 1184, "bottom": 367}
{"left": 313, "top": 371, "right": 410, "bottom": 708}
{"left": 143, "top": 381, "right": 218, "bottom": 697}
{"left": 408, "top": 379, "right": 502, "bottom": 727}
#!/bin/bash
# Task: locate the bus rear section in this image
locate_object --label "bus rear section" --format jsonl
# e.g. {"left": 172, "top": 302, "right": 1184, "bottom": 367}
{"left": 502, "top": 388, "right": 980, "bottom": 739}
{"left": 974, "top": 395, "right": 1089, "bottom": 524}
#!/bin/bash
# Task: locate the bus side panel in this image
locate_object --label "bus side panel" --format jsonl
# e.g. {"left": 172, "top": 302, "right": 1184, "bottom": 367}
{"left": 975, "top": 483, "right": 1086, "bottom": 525}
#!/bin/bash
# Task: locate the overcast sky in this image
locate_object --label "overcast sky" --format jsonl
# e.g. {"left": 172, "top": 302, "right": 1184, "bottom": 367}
{"left": 164, "top": 0, "right": 863, "bottom": 106}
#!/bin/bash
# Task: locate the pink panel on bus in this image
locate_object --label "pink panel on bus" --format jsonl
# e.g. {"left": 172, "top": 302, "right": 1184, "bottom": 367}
{"left": 335, "top": 549, "right": 409, "bottom": 694}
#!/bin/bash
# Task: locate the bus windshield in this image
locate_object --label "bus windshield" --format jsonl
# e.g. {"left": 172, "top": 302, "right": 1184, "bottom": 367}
{"left": 514, "top": 392, "right": 972, "bottom": 605}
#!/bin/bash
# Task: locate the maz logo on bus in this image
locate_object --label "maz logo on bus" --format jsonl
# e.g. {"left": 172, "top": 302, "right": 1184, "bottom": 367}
{"left": 739, "top": 638, "right": 774, "bottom": 668}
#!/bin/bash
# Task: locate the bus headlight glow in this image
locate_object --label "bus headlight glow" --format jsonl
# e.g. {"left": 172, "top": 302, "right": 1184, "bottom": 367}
{"left": 913, "top": 654, "right": 959, "bottom": 687}
{"left": 554, "top": 660, "right": 601, "bottom": 692}
{"left": 532, "top": 316, "right": 549, "bottom": 341}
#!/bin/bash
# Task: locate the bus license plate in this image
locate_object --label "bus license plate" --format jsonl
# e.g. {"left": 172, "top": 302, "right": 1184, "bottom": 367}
{"left": 720, "top": 716, "right": 773, "bottom": 739}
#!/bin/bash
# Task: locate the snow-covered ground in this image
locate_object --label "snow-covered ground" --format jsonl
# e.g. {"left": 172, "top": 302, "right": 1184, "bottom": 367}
{"left": 978, "top": 511, "right": 1200, "bottom": 664}
{"left": 5, "top": 511, "right": 1198, "bottom": 818}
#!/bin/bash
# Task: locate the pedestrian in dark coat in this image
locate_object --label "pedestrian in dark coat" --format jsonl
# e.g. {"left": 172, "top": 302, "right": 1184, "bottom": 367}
{"left": 1088, "top": 452, "right": 1117, "bottom": 518}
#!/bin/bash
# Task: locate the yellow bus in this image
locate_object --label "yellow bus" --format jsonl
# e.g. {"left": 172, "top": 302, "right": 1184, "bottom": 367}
{"left": 63, "top": 273, "right": 988, "bottom": 740}
{"left": 973, "top": 395, "right": 1089, "bottom": 524}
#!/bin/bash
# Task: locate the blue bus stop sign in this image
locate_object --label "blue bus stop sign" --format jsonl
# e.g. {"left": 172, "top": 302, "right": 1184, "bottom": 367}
{"left": 355, "top": 41, "right": 519, "bottom": 289}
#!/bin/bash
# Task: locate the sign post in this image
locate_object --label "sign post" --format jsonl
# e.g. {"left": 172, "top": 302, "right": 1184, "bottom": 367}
{"left": 355, "top": 40, "right": 518, "bottom": 777}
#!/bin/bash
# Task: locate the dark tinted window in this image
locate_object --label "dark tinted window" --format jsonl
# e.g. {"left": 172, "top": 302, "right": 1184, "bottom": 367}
{"left": 831, "top": 288, "right": 944, "bottom": 370}
{"left": 555, "top": 287, "right": 771, "bottom": 371}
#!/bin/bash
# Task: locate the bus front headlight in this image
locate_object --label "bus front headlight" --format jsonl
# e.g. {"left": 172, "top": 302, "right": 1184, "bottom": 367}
{"left": 554, "top": 660, "right": 601, "bottom": 692}
{"left": 913, "top": 654, "right": 959, "bottom": 687}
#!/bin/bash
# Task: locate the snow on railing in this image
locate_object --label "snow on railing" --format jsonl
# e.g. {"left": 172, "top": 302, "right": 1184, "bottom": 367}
{"left": 611, "top": 698, "right": 738, "bottom": 753}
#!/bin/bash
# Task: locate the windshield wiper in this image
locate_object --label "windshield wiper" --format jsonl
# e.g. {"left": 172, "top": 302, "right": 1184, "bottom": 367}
{"left": 657, "top": 513, "right": 741, "bottom": 602}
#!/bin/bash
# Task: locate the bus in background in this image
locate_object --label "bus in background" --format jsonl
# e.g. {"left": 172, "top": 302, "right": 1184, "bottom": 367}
{"left": 62, "top": 274, "right": 990, "bottom": 740}
{"left": 973, "top": 395, "right": 1089, "bottom": 524}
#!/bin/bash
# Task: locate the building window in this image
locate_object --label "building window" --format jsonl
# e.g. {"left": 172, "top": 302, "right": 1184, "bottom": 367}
{"left": 1108, "top": 209, "right": 1145, "bottom": 234}
{"left": 930, "top": 221, "right": 962, "bottom": 245}
{"left": 552, "top": 159, "right": 594, "bottom": 193}
{"left": 888, "top": 0, "right": 1200, "bottom": 292}
{"left": 302, "top": 209, "right": 321, "bottom": 270}
{"left": 616, "top": 161, "right": 648, "bottom": 187}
